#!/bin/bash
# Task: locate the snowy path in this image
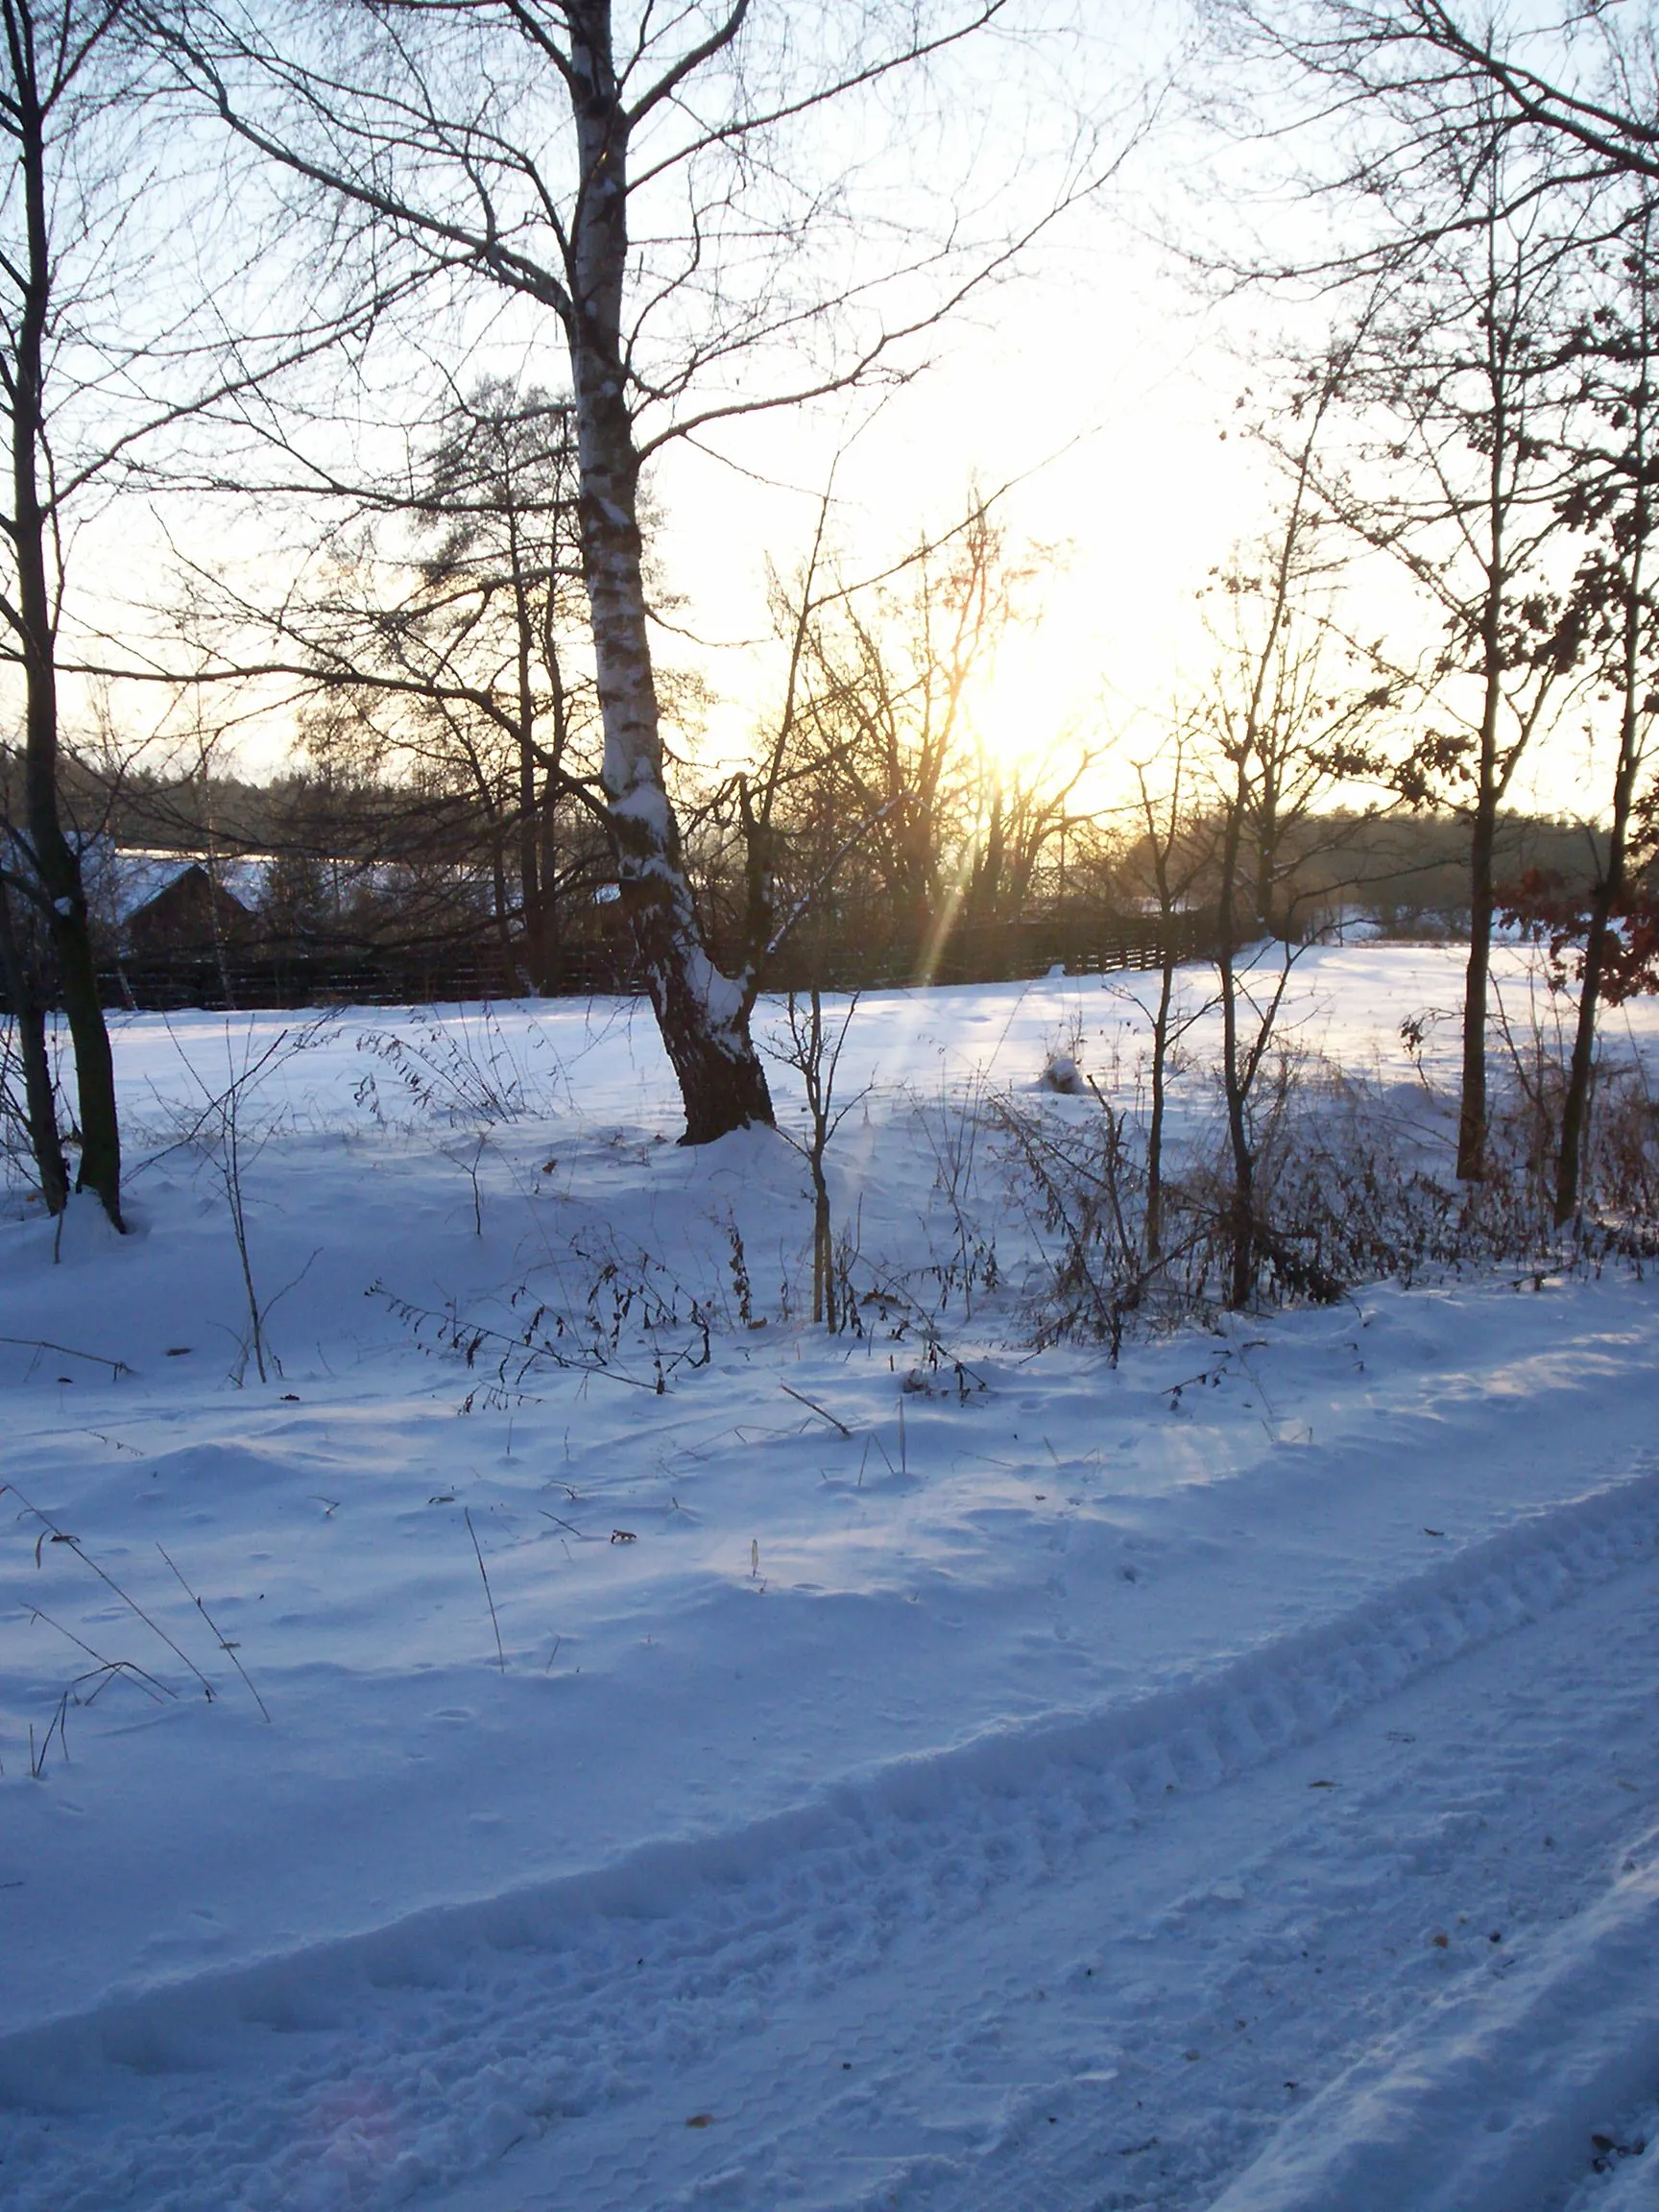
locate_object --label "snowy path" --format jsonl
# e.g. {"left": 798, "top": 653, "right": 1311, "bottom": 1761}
{"left": 9, "top": 1459, "right": 1659, "bottom": 2211}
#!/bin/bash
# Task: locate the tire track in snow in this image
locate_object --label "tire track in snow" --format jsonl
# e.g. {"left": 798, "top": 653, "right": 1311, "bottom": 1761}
{"left": 885, "top": 1599, "right": 1659, "bottom": 2212}
{"left": 7, "top": 1461, "right": 1659, "bottom": 2212}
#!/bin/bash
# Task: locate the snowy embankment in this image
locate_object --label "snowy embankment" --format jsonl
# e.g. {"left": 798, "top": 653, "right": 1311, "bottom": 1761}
{"left": 2, "top": 947, "right": 1658, "bottom": 2211}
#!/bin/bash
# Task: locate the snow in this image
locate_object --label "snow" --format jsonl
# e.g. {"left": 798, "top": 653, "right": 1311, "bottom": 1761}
{"left": 2, "top": 947, "right": 1659, "bottom": 2210}
{"left": 82, "top": 845, "right": 270, "bottom": 927}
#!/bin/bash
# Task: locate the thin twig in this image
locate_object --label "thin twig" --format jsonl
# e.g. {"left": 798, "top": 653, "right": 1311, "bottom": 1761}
{"left": 779, "top": 1382, "right": 854, "bottom": 1436}
{"left": 26, "top": 1607, "right": 174, "bottom": 1701}
{"left": 464, "top": 1507, "right": 506, "bottom": 1673}
{"left": 4, "top": 1484, "right": 215, "bottom": 1701}
{"left": 539, "top": 1509, "right": 590, "bottom": 1539}
{"left": 156, "top": 1545, "right": 272, "bottom": 1722}
{"left": 0, "top": 1336, "right": 133, "bottom": 1378}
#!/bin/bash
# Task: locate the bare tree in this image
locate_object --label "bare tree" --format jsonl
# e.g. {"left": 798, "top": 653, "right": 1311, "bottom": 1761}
{"left": 1238, "top": 133, "right": 1588, "bottom": 1177}
{"left": 766, "top": 501, "right": 1032, "bottom": 976}
{"left": 1547, "top": 211, "right": 1659, "bottom": 1224}
{"left": 962, "top": 740, "right": 1093, "bottom": 931}
{"left": 1124, "top": 735, "right": 1213, "bottom": 1266}
{"left": 147, "top": 1, "right": 1115, "bottom": 1139}
{"left": 413, "top": 381, "right": 601, "bottom": 992}
{"left": 1212, "top": 6, "right": 1623, "bottom": 1181}
{"left": 769, "top": 986, "right": 862, "bottom": 1329}
{"left": 1217, "top": 1, "right": 1659, "bottom": 212}
{"left": 188, "top": 379, "right": 612, "bottom": 988}
{"left": 1357, "top": 164, "right": 1583, "bottom": 1178}
{"left": 0, "top": 1, "right": 132, "bottom": 1223}
{"left": 1200, "top": 403, "right": 1399, "bottom": 1305}
{"left": 0, "top": 1, "right": 403, "bottom": 1227}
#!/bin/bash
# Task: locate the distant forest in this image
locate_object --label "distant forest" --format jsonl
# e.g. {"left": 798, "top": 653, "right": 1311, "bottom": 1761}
{"left": 32, "top": 745, "right": 1613, "bottom": 1001}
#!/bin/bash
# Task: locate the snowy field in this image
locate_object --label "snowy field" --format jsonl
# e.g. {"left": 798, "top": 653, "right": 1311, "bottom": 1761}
{"left": 4, "top": 945, "right": 1659, "bottom": 2211}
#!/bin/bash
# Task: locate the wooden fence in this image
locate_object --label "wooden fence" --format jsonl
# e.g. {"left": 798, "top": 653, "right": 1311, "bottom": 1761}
{"left": 68, "top": 910, "right": 1215, "bottom": 1014}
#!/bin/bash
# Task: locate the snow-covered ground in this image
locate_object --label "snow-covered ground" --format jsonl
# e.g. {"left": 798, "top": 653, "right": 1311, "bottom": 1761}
{"left": 3, "top": 945, "right": 1659, "bottom": 2211}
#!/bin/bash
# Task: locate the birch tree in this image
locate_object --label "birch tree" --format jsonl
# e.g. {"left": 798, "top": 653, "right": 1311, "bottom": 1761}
{"left": 149, "top": 0, "right": 1113, "bottom": 1140}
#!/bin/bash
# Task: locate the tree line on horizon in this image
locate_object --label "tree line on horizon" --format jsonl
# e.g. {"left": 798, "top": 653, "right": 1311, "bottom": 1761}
{"left": 18, "top": 733, "right": 1616, "bottom": 993}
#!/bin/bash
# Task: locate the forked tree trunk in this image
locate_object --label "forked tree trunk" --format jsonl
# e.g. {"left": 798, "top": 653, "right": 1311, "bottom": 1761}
{"left": 565, "top": 6, "right": 773, "bottom": 1141}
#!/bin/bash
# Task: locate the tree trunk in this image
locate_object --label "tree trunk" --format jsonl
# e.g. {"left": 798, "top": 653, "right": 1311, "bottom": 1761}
{"left": 1145, "top": 949, "right": 1173, "bottom": 1265}
{"left": 1254, "top": 775, "right": 1279, "bottom": 937}
{"left": 1217, "top": 757, "right": 1255, "bottom": 1309}
{"left": 565, "top": 6, "right": 772, "bottom": 1141}
{"left": 0, "top": 881, "right": 65, "bottom": 1214}
{"left": 1556, "top": 876, "right": 1610, "bottom": 1226}
{"left": 16, "top": 994, "right": 65, "bottom": 1213}
{"left": 514, "top": 546, "right": 546, "bottom": 993}
{"left": 537, "top": 790, "right": 562, "bottom": 994}
{"left": 1457, "top": 771, "right": 1499, "bottom": 1181}
{"left": 488, "top": 826, "right": 517, "bottom": 984}
{"left": 517, "top": 753, "right": 544, "bottom": 994}
{"left": 1556, "top": 366, "right": 1651, "bottom": 1225}
{"left": 1556, "top": 676, "right": 1643, "bottom": 1227}
{"left": 811, "top": 1165, "right": 833, "bottom": 1328}
{"left": 12, "top": 49, "right": 121, "bottom": 1226}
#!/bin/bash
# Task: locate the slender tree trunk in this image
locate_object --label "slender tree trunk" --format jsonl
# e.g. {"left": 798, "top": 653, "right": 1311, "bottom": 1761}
{"left": 807, "top": 989, "right": 837, "bottom": 1331}
{"left": 0, "top": 882, "right": 65, "bottom": 1214}
{"left": 488, "top": 824, "right": 517, "bottom": 983}
{"left": 973, "top": 783, "right": 1005, "bottom": 928}
{"left": 538, "top": 790, "right": 562, "bottom": 993}
{"left": 1457, "top": 738, "right": 1501, "bottom": 1182}
{"left": 513, "top": 550, "right": 546, "bottom": 994}
{"left": 1145, "top": 949, "right": 1173, "bottom": 1265}
{"left": 810, "top": 1159, "right": 833, "bottom": 1327}
{"left": 1254, "top": 778, "right": 1278, "bottom": 936}
{"left": 565, "top": 6, "right": 772, "bottom": 1141}
{"left": 12, "top": 43, "right": 121, "bottom": 1226}
{"left": 16, "top": 995, "right": 64, "bottom": 1211}
{"left": 517, "top": 740, "right": 544, "bottom": 993}
{"left": 1556, "top": 330, "right": 1653, "bottom": 1223}
{"left": 1458, "top": 323, "right": 1514, "bottom": 1186}
{"left": 1556, "top": 867, "right": 1613, "bottom": 1226}
{"left": 1217, "top": 757, "right": 1255, "bottom": 1309}
{"left": 1556, "top": 691, "right": 1642, "bottom": 1226}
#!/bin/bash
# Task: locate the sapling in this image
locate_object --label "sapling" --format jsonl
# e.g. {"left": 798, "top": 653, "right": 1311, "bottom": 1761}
{"left": 154, "top": 1014, "right": 335, "bottom": 1384}
{"left": 1127, "top": 742, "right": 1218, "bottom": 1265}
{"left": 768, "top": 990, "right": 865, "bottom": 1329}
